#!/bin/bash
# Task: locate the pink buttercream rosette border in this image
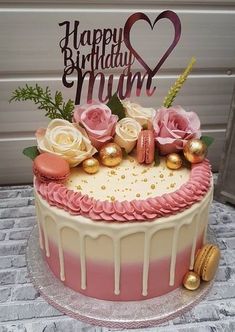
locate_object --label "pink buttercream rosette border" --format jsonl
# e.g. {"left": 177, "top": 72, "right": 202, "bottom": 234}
{"left": 35, "top": 159, "right": 212, "bottom": 223}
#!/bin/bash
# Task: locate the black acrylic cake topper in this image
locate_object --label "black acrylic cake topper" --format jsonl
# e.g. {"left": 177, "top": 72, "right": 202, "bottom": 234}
{"left": 59, "top": 10, "right": 181, "bottom": 105}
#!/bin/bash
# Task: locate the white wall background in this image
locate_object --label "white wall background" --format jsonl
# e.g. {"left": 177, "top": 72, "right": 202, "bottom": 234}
{"left": 0, "top": 0, "right": 235, "bottom": 184}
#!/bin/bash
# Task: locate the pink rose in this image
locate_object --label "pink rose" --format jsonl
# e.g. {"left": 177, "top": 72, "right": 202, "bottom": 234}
{"left": 153, "top": 106, "right": 201, "bottom": 155}
{"left": 73, "top": 101, "right": 118, "bottom": 149}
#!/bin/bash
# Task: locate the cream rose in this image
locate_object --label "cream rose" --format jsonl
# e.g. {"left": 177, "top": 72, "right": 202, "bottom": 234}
{"left": 122, "top": 100, "right": 156, "bottom": 126}
{"left": 36, "top": 119, "right": 97, "bottom": 167}
{"left": 114, "top": 117, "right": 142, "bottom": 153}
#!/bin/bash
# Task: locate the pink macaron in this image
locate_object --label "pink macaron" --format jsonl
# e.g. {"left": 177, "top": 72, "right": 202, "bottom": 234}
{"left": 33, "top": 153, "right": 70, "bottom": 183}
{"left": 136, "top": 130, "right": 155, "bottom": 164}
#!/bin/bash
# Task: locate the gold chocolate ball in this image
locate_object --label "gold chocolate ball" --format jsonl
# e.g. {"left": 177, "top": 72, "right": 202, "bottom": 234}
{"left": 99, "top": 143, "right": 122, "bottom": 167}
{"left": 166, "top": 153, "right": 183, "bottom": 170}
{"left": 183, "top": 271, "right": 201, "bottom": 291}
{"left": 183, "top": 139, "right": 207, "bottom": 164}
{"left": 82, "top": 157, "right": 99, "bottom": 174}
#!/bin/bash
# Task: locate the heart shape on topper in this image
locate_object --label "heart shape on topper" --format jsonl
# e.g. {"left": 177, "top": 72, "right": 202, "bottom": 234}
{"left": 124, "top": 11, "right": 181, "bottom": 77}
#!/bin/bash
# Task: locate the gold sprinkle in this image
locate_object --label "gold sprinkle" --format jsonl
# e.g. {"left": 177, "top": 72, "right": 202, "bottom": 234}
{"left": 111, "top": 196, "right": 115, "bottom": 201}
{"left": 141, "top": 169, "right": 147, "bottom": 174}
{"left": 89, "top": 190, "right": 93, "bottom": 193}
{"left": 136, "top": 193, "right": 140, "bottom": 197}
{"left": 143, "top": 178, "right": 148, "bottom": 182}
{"left": 111, "top": 170, "right": 116, "bottom": 175}
{"left": 130, "top": 158, "right": 135, "bottom": 163}
{"left": 160, "top": 174, "right": 164, "bottom": 178}
{"left": 169, "top": 172, "right": 173, "bottom": 177}
{"left": 135, "top": 179, "right": 138, "bottom": 183}
{"left": 151, "top": 184, "right": 156, "bottom": 189}
{"left": 170, "top": 183, "right": 175, "bottom": 188}
{"left": 147, "top": 192, "right": 152, "bottom": 195}
{"left": 121, "top": 175, "right": 125, "bottom": 179}
{"left": 132, "top": 173, "right": 138, "bottom": 176}
{"left": 76, "top": 185, "right": 82, "bottom": 190}
{"left": 81, "top": 179, "right": 88, "bottom": 183}
{"left": 101, "top": 185, "right": 106, "bottom": 190}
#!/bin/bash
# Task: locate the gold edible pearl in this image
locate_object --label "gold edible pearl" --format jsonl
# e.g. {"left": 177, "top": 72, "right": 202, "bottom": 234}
{"left": 82, "top": 157, "right": 99, "bottom": 174}
{"left": 183, "top": 271, "right": 201, "bottom": 290}
{"left": 166, "top": 153, "right": 183, "bottom": 170}
{"left": 183, "top": 139, "right": 207, "bottom": 164}
{"left": 99, "top": 143, "right": 122, "bottom": 167}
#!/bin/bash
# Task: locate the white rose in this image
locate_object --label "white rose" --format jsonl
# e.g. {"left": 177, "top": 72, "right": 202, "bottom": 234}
{"left": 36, "top": 119, "right": 97, "bottom": 167}
{"left": 122, "top": 100, "right": 156, "bottom": 126}
{"left": 114, "top": 117, "right": 142, "bottom": 153}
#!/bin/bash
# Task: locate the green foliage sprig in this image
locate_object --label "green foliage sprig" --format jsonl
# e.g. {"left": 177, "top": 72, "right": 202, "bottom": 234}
{"left": 10, "top": 84, "right": 74, "bottom": 122}
{"left": 163, "top": 57, "right": 196, "bottom": 108}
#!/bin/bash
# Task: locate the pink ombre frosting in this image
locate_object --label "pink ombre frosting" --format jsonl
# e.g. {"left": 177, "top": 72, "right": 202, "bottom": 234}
{"left": 35, "top": 159, "right": 211, "bottom": 222}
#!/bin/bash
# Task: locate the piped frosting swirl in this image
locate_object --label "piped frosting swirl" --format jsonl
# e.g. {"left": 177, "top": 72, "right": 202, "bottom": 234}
{"left": 35, "top": 159, "right": 212, "bottom": 222}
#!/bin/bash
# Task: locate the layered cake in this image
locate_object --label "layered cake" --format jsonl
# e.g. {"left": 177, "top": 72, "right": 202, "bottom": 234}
{"left": 11, "top": 60, "right": 217, "bottom": 302}
{"left": 34, "top": 153, "right": 212, "bottom": 301}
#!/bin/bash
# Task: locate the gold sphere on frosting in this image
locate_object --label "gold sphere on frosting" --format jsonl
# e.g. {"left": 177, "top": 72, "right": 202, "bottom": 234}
{"left": 183, "top": 139, "right": 207, "bottom": 164}
{"left": 99, "top": 143, "right": 122, "bottom": 167}
{"left": 82, "top": 157, "right": 99, "bottom": 174}
{"left": 183, "top": 271, "right": 201, "bottom": 291}
{"left": 166, "top": 153, "right": 183, "bottom": 170}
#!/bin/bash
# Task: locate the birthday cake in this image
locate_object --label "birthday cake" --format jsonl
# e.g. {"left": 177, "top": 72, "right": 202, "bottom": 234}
{"left": 10, "top": 10, "right": 220, "bottom": 303}
{"left": 11, "top": 70, "right": 217, "bottom": 301}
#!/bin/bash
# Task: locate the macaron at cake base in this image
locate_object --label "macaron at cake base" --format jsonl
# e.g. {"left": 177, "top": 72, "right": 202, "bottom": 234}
{"left": 194, "top": 244, "right": 220, "bottom": 281}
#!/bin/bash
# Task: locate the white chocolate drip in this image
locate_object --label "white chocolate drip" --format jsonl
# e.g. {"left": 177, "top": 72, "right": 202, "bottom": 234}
{"left": 36, "top": 186, "right": 213, "bottom": 296}
{"left": 79, "top": 233, "right": 86, "bottom": 290}
{"left": 114, "top": 239, "right": 121, "bottom": 295}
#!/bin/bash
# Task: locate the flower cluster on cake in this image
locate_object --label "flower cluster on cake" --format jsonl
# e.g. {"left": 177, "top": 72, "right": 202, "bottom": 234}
{"left": 10, "top": 58, "right": 220, "bottom": 301}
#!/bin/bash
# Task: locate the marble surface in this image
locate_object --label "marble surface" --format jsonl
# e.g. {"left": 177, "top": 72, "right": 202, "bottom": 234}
{"left": 0, "top": 184, "right": 235, "bottom": 332}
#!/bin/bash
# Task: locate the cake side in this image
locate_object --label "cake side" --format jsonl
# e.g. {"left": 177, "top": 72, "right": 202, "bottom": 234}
{"left": 35, "top": 180, "right": 213, "bottom": 301}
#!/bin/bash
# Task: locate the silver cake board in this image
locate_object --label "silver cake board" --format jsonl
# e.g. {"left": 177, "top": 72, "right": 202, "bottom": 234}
{"left": 26, "top": 225, "right": 214, "bottom": 329}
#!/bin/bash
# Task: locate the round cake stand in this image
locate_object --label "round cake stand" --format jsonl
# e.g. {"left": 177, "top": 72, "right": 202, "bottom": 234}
{"left": 26, "top": 225, "right": 215, "bottom": 329}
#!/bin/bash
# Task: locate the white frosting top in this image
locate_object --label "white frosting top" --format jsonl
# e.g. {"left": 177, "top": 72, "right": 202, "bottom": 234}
{"left": 67, "top": 155, "right": 190, "bottom": 202}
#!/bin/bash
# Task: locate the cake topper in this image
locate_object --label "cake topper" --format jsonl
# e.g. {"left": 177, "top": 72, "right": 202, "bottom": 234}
{"left": 59, "top": 10, "right": 181, "bottom": 105}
